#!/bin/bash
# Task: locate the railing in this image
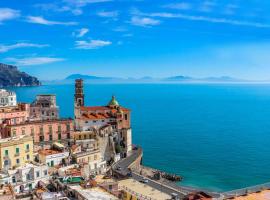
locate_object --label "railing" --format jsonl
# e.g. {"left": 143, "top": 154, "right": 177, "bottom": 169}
{"left": 222, "top": 182, "right": 270, "bottom": 198}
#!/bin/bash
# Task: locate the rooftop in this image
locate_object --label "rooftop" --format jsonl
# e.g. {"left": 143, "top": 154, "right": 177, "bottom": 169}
{"left": 118, "top": 178, "right": 171, "bottom": 200}
{"left": 228, "top": 189, "right": 270, "bottom": 200}
{"left": 69, "top": 185, "right": 118, "bottom": 200}
{"left": 0, "top": 135, "right": 32, "bottom": 144}
{"left": 39, "top": 149, "right": 64, "bottom": 156}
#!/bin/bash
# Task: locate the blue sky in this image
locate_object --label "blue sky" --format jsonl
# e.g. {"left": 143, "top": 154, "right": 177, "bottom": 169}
{"left": 0, "top": 0, "right": 270, "bottom": 80}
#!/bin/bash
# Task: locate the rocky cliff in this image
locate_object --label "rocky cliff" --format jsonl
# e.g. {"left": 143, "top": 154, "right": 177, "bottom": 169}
{"left": 0, "top": 63, "right": 41, "bottom": 87}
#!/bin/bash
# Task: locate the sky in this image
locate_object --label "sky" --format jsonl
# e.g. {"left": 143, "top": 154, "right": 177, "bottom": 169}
{"left": 0, "top": 0, "right": 270, "bottom": 80}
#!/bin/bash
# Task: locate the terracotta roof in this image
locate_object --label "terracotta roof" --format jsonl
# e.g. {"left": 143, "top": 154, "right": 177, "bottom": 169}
{"left": 39, "top": 149, "right": 63, "bottom": 156}
{"left": 80, "top": 106, "right": 109, "bottom": 111}
{"left": 80, "top": 106, "right": 130, "bottom": 112}
{"left": 81, "top": 113, "right": 111, "bottom": 120}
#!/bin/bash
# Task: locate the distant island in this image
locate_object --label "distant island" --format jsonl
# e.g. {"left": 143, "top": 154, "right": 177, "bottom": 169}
{"left": 43, "top": 73, "right": 251, "bottom": 84}
{"left": 0, "top": 63, "right": 41, "bottom": 87}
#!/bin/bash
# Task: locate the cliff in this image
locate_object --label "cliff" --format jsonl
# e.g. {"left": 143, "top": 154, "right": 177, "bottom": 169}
{"left": 0, "top": 63, "right": 41, "bottom": 87}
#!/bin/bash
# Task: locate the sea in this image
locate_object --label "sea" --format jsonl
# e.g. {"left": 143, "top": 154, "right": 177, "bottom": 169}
{"left": 8, "top": 83, "right": 270, "bottom": 192}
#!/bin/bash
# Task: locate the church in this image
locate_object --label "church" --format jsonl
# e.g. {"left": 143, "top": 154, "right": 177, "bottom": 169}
{"left": 74, "top": 79, "right": 132, "bottom": 156}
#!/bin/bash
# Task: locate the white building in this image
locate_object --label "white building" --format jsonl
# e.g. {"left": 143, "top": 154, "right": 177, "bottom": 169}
{"left": 38, "top": 149, "right": 69, "bottom": 167}
{"left": 0, "top": 163, "right": 50, "bottom": 194}
{"left": 0, "top": 89, "right": 17, "bottom": 107}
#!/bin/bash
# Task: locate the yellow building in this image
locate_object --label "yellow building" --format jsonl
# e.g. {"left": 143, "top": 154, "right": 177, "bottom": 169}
{"left": 73, "top": 131, "right": 97, "bottom": 140}
{"left": 0, "top": 135, "right": 33, "bottom": 170}
{"left": 118, "top": 179, "right": 171, "bottom": 200}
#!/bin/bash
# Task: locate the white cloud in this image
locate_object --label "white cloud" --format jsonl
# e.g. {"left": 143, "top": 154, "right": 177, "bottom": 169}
{"left": 5, "top": 57, "right": 65, "bottom": 66}
{"left": 0, "top": 43, "right": 49, "bottom": 53}
{"left": 75, "top": 40, "right": 112, "bottom": 49}
{"left": 137, "top": 11, "right": 270, "bottom": 28}
{"left": 199, "top": 1, "right": 217, "bottom": 13}
{"left": 62, "top": 0, "right": 113, "bottom": 15}
{"left": 163, "top": 3, "right": 192, "bottom": 10}
{"left": 73, "top": 28, "right": 89, "bottom": 38}
{"left": 130, "top": 16, "right": 160, "bottom": 27}
{"left": 0, "top": 8, "right": 20, "bottom": 23}
{"left": 26, "top": 16, "right": 77, "bottom": 26}
{"left": 97, "top": 10, "right": 118, "bottom": 18}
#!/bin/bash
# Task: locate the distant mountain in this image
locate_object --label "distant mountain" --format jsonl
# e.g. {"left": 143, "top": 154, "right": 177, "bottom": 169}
{"left": 202, "top": 76, "right": 244, "bottom": 82}
{"left": 66, "top": 74, "right": 114, "bottom": 80}
{"left": 42, "top": 74, "right": 252, "bottom": 85}
{"left": 0, "top": 63, "right": 41, "bottom": 87}
{"left": 164, "top": 76, "right": 192, "bottom": 81}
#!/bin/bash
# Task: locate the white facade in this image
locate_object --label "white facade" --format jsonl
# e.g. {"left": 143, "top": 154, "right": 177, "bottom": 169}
{"left": 78, "top": 118, "right": 111, "bottom": 131}
{"left": 39, "top": 151, "right": 69, "bottom": 167}
{"left": 0, "top": 89, "right": 17, "bottom": 107}
{"left": 0, "top": 163, "right": 50, "bottom": 194}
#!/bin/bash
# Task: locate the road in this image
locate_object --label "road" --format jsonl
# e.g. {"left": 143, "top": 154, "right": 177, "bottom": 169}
{"left": 113, "top": 148, "right": 186, "bottom": 199}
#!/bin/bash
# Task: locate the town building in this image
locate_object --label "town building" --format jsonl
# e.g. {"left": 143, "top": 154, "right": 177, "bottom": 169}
{"left": 30, "top": 95, "right": 59, "bottom": 121}
{"left": 0, "top": 89, "right": 17, "bottom": 107}
{"left": 8, "top": 163, "right": 49, "bottom": 194}
{"left": 0, "top": 103, "right": 30, "bottom": 126}
{"left": 38, "top": 149, "right": 69, "bottom": 167}
{"left": 118, "top": 178, "right": 171, "bottom": 200}
{"left": 2, "top": 119, "right": 74, "bottom": 147}
{"left": 0, "top": 136, "right": 33, "bottom": 170}
{"left": 74, "top": 79, "right": 132, "bottom": 156}
{"left": 72, "top": 150, "right": 106, "bottom": 175}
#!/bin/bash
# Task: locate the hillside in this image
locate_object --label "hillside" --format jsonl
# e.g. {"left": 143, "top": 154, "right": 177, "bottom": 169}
{"left": 0, "top": 63, "right": 41, "bottom": 87}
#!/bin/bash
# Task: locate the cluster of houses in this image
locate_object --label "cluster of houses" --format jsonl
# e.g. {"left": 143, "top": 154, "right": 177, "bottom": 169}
{"left": 0, "top": 79, "right": 133, "bottom": 199}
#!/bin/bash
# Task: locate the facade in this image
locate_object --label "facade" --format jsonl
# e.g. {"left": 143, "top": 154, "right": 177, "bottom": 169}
{"left": 30, "top": 95, "right": 59, "bottom": 121}
{"left": 38, "top": 149, "right": 69, "bottom": 167}
{"left": 72, "top": 150, "right": 106, "bottom": 175}
{"left": 10, "top": 163, "right": 49, "bottom": 193}
{"left": 2, "top": 119, "right": 74, "bottom": 145}
{"left": 0, "top": 136, "right": 33, "bottom": 170}
{"left": 0, "top": 103, "right": 30, "bottom": 126}
{"left": 0, "top": 89, "right": 17, "bottom": 107}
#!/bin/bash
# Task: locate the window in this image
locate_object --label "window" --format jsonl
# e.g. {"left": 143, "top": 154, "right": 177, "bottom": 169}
{"left": 26, "top": 154, "right": 30, "bottom": 160}
{"left": 44, "top": 170, "right": 48, "bottom": 176}
{"left": 12, "top": 129, "right": 16, "bottom": 137}
{"left": 39, "top": 127, "right": 44, "bottom": 134}
{"left": 49, "top": 126, "right": 53, "bottom": 134}
{"left": 16, "top": 147, "right": 20, "bottom": 154}
{"left": 66, "top": 124, "right": 70, "bottom": 131}
{"left": 58, "top": 134, "right": 61, "bottom": 140}
{"left": 5, "top": 150, "right": 8, "bottom": 156}
{"left": 36, "top": 171, "right": 40, "bottom": 177}
{"left": 22, "top": 129, "right": 25, "bottom": 135}
{"left": 49, "top": 134, "right": 53, "bottom": 141}
{"left": 58, "top": 125, "right": 61, "bottom": 132}
{"left": 26, "top": 144, "right": 30, "bottom": 150}
{"left": 31, "top": 128, "right": 34, "bottom": 136}
{"left": 50, "top": 160, "right": 54, "bottom": 167}
{"left": 4, "top": 160, "right": 9, "bottom": 166}
{"left": 125, "top": 114, "right": 128, "bottom": 120}
{"left": 16, "top": 159, "right": 20, "bottom": 164}
{"left": 39, "top": 135, "right": 44, "bottom": 142}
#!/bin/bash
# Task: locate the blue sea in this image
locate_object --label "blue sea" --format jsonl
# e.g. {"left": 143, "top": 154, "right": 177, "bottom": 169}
{"left": 9, "top": 83, "right": 270, "bottom": 192}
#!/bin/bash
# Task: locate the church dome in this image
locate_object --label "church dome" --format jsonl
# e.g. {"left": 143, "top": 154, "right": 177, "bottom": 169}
{"left": 108, "top": 95, "right": 120, "bottom": 107}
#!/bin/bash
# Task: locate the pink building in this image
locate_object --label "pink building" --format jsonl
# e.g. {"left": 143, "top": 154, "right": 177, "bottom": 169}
{"left": 2, "top": 119, "right": 74, "bottom": 145}
{"left": 0, "top": 103, "right": 30, "bottom": 125}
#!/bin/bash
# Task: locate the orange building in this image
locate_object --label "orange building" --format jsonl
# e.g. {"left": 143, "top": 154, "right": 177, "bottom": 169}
{"left": 2, "top": 119, "right": 74, "bottom": 146}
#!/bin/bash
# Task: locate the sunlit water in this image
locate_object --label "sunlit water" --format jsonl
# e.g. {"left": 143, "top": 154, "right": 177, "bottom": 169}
{"left": 9, "top": 83, "right": 270, "bottom": 192}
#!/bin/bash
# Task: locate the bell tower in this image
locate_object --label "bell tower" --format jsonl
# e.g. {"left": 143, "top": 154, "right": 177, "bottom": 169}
{"left": 74, "top": 79, "right": 84, "bottom": 123}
